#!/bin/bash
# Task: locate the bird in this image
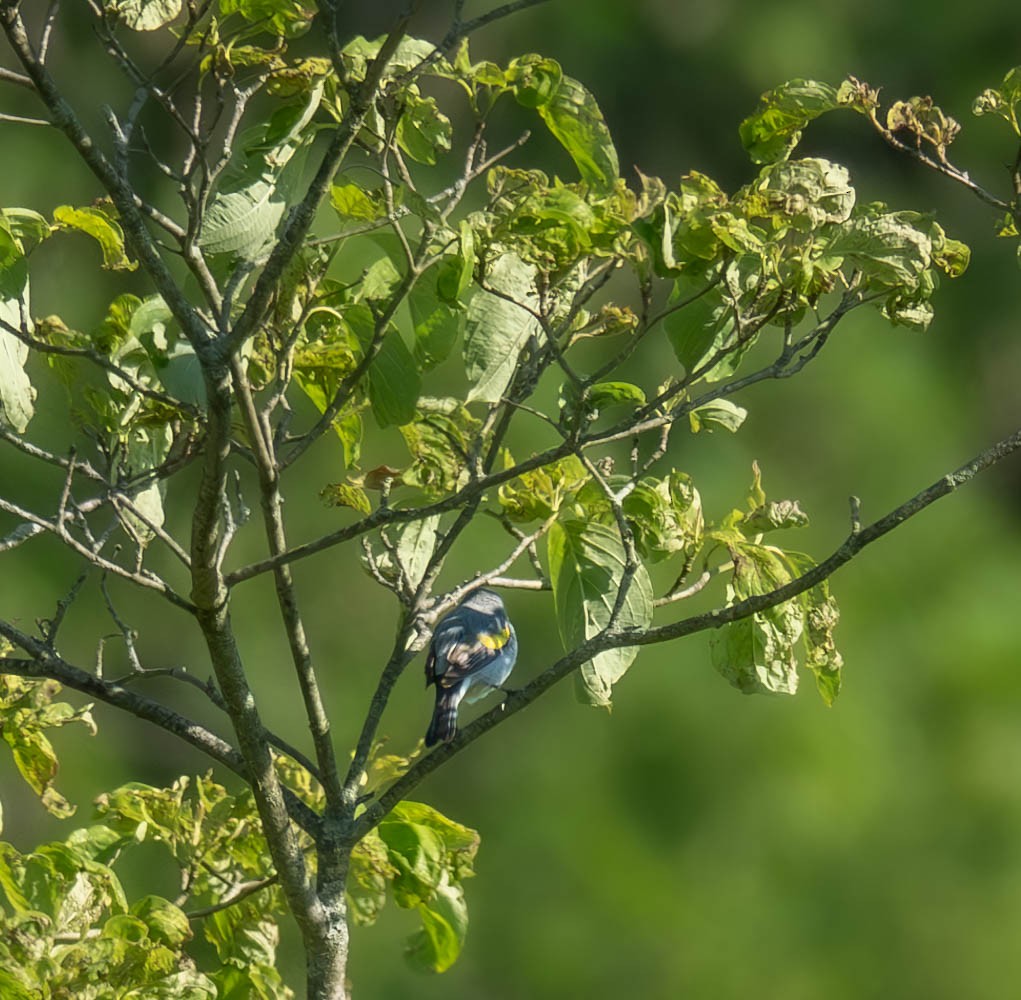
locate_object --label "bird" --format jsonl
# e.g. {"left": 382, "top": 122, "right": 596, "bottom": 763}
{"left": 424, "top": 588, "right": 518, "bottom": 747}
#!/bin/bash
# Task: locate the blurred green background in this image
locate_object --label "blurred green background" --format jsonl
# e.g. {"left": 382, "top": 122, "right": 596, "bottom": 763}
{"left": 3, "top": 1, "right": 1021, "bottom": 997}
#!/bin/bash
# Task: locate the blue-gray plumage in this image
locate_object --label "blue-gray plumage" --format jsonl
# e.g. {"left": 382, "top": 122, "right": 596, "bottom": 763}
{"left": 424, "top": 588, "right": 518, "bottom": 747}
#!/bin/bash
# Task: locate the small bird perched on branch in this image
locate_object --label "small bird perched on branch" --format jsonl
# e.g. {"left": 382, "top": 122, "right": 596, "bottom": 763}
{"left": 424, "top": 588, "right": 518, "bottom": 747}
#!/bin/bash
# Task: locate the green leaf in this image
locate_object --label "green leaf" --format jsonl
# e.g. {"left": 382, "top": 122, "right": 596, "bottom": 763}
{"left": 409, "top": 278, "right": 462, "bottom": 371}
{"left": 0, "top": 970, "right": 34, "bottom": 1000}
{"left": 785, "top": 552, "right": 844, "bottom": 706}
{"left": 2, "top": 208, "right": 51, "bottom": 250}
{"left": 823, "top": 211, "right": 932, "bottom": 287}
{"left": 330, "top": 182, "right": 384, "bottom": 221}
{"left": 366, "top": 516, "right": 441, "bottom": 591}
{"left": 709, "top": 542, "right": 804, "bottom": 695}
{"left": 562, "top": 381, "right": 647, "bottom": 426}
{"left": 200, "top": 85, "right": 322, "bottom": 258}
{"left": 498, "top": 454, "right": 588, "bottom": 523}
{"left": 742, "top": 500, "right": 810, "bottom": 534}
{"left": 710, "top": 606, "right": 802, "bottom": 695}
{"left": 547, "top": 520, "right": 655, "bottom": 707}
{"left": 52, "top": 204, "right": 136, "bottom": 271}
{"left": 1, "top": 677, "right": 96, "bottom": 818}
{"left": 973, "top": 67, "right": 1021, "bottom": 134}
{"left": 347, "top": 304, "right": 421, "bottom": 426}
{"left": 348, "top": 831, "right": 392, "bottom": 927}
{"left": 663, "top": 276, "right": 737, "bottom": 382}
{"left": 319, "top": 482, "right": 372, "bottom": 514}
{"left": 400, "top": 397, "right": 480, "bottom": 496}
{"left": 748, "top": 157, "right": 855, "bottom": 230}
{"left": 396, "top": 93, "right": 453, "bottom": 165}
{"left": 508, "top": 54, "right": 563, "bottom": 109}
{"left": 688, "top": 398, "right": 747, "bottom": 433}
{"left": 407, "top": 880, "right": 468, "bottom": 974}
{"left": 463, "top": 253, "right": 540, "bottom": 403}
{"left": 619, "top": 473, "right": 704, "bottom": 564}
{"left": 131, "top": 896, "right": 191, "bottom": 948}
{"left": 119, "top": 423, "right": 174, "bottom": 546}
{"left": 0, "top": 236, "right": 36, "bottom": 433}
{"left": 739, "top": 79, "right": 841, "bottom": 164}
{"left": 538, "top": 74, "right": 619, "bottom": 191}
{"left": 435, "top": 222, "right": 476, "bottom": 304}
{"left": 105, "top": 0, "right": 183, "bottom": 31}
{"left": 124, "top": 970, "right": 219, "bottom": 999}
{"left": 378, "top": 820, "right": 445, "bottom": 908}
{"left": 219, "top": 0, "right": 315, "bottom": 38}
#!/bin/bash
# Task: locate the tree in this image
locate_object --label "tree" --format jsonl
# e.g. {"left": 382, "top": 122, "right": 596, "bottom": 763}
{"left": 0, "top": 2, "right": 1018, "bottom": 997}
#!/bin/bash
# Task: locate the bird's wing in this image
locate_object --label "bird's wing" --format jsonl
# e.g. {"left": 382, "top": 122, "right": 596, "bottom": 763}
{"left": 436, "top": 621, "right": 514, "bottom": 688}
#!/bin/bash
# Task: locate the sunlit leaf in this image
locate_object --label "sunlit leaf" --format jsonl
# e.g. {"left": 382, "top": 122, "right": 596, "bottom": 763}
{"left": 739, "top": 79, "right": 840, "bottom": 163}
{"left": 548, "top": 519, "right": 655, "bottom": 707}
{"left": 0, "top": 229, "right": 36, "bottom": 432}
{"left": 464, "top": 253, "right": 539, "bottom": 403}
{"left": 53, "top": 204, "right": 136, "bottom": 271}
{"left": 105, "top": 0, "right": 182, "bottom": 31}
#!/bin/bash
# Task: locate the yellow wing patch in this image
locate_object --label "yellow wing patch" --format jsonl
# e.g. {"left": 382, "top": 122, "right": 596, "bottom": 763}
{"left": 478, "top": 624, "right": 512, "bottom": 651}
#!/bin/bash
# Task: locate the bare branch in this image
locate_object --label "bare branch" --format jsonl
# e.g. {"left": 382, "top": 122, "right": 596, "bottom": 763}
{"left": 186, "top": 874, "right": 279, "bottom": 921}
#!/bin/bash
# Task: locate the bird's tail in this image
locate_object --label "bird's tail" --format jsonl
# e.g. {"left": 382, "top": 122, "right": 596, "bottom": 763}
{"left": 425, "top": 686, "right": 461, "bottom": 747}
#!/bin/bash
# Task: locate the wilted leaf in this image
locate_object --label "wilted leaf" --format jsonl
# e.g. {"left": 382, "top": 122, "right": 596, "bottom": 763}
{"left": 499, "top": 454, "right": 588, "bottom": 522}
{"left": 547, "top": 519, "right": 654, "bottom": 707}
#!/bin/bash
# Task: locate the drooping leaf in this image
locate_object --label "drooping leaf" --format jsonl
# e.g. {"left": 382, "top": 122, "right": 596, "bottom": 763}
{"left": 409, "top": 277, "right": 462, "bottom": 371}
{"left": 200, "top": 85, "right": 322, "bottom": 258}
{"left": 319, "top": 482, "right": 372, "bottom": 514}
{"left": 104, "top": 0, "right": 182, "bottom": 31}
{"left": 688, "top": 398, "right": 747, "bottom": 434}
{"left": 396, "top": 92, "right": 453, "bottom": 165}
{"left": 663, "top": 275, "right": 737, "bottom": 382}
{"left": 739, "top": 79, "right": 841, "bottom": 164}
{"left": 218, "top": 0, "right": 316, "bottom": 38}
{"left": 348, "top": 831, "right": 392, "bottom": 927}
{"left": 498, "top": 454, "right": 588, "bottom": 523}
{"left": 118, "top": 422, "right": 174, "bottom": 546}
{"left": 463, "top": 253, "right": 540, "bottom": 403}
{"left": 52, "top": 204, "right": 136, "bottom": 271}
{"left": 547, "top": 519, "right": 655, "bottom": 707}
{"left": 400, "top": 397, "right": 479, "bottom": 496}
{"left": 709, "top": 543, "right": 804, "bottom": 695}
{"left": 0, "top": 676, "right": 96, "bottom": 818}
{"left": 435, "top": 222, "right": 476, "bottom": 305}
{"left": 823, "top": 210, "right": 932, "bottom": 287}
{"left": 537, "top": 74, "right": 620, "bottom": 191}
{"left": 0, "top": 229, "right": 36, "bottom": 432}
{"left": 346, "top": 304, "right": 421, "bottom": 427}
{"left": 406, "top": 879, "right": 468, "bottom": 974}
{"left": 329, "top": 182, "right": 384, "bottom": 222}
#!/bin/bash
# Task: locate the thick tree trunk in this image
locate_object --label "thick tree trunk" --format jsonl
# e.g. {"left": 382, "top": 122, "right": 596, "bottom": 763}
{"left": 306, "top": 840, "right": 352, "bottom": 999}
{"left": 306, "top": 909, "right": 351, "bottom": 1000}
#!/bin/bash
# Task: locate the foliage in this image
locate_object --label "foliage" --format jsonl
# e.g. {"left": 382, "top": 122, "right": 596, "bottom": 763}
{"left": 1, "top": 2, "right": 1017, "bottom": 996}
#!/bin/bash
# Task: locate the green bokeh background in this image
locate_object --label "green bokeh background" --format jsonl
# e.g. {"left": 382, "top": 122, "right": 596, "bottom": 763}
{"left": 3, "top": 2, "right": 1021, "bottom": 997}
